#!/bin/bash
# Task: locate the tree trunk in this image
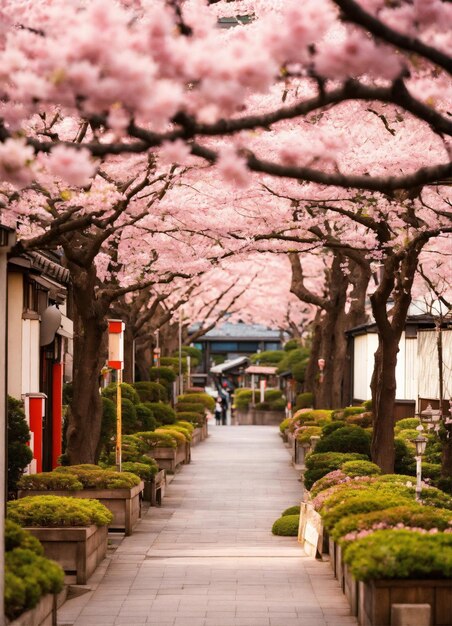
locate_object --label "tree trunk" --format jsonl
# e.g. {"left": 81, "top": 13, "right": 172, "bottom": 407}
{"left": 66, "top": 264, "right": 108, "bottom": 464}
{"left": 304, "top": 311, "right": 322, "bottom": 395}
{"left": 370, "top": 331, "right": 399, "bottom": 473}
{"left": 441, "top": 436, "right": 452, "bottom": 480}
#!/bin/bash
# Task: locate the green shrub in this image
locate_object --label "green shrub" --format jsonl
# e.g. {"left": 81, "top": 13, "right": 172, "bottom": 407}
{"left": 176, "top": 420, "right": 195, "bottom": 433}
{"left": 135, "top": 431, "right": 177, "bottom": 449}
{"left": 5, "top": 519, "right": 43, "bottom": 555}
{"left": 279, "top": 417, "right": 292, "bottom": 433}
{"left": 102, "top": 382, "right": 140, "bottom": 405}
{"left": 164, "top": 424, "right": 191, "bottom": 441}
{"left": 7, "top": 396, "right": 33, "bottom": 497}
{"left": 99, "top": 396, "right": 117, "bottom": 455}
{"left": 121, "top": 398, "right": 138, "bottom": 433}
{"left": 176, "top": 402, "right": 205, "bottom": 414}
{"left": 291, "top": 360, "right": 307, "bottom": 383}
{"left": 136, "top": 403, "right": 157, "bottom": 431}
{"left": 160, "top": 356, "right": 187, "bottom": 373}
{"left": 18, "top": 472, "right": 83, "bottom": 491}
{"left": 310, "top": 409, "right": 334, "bottom": 422}
{"left": 343, "top": 406, "right": 366, "bottom": 417}
{"left": 175, "top": 411, "right": 205, "bottom": 427}
{"left": 362, "top": 400, "right": 372, "bottom": 411}
{"left": 255, "top": 401, "right": 271, "bottom": 410}
{"left": 177, "top": 393, "right": 215, "bottom": 412}
{"left": 176, "top": 346, "right": 202, "bottom": 364}
{"left": 437, "top": 477, "right": 452, "bottom": 495}
{"left": 250, "top": 350, "right": 285, "bottom": 364}
{"left": 53, "top": 465, "right": 140, "bottom": 489}
{"left": 332, "top": 504, "right": 452, "bottom": 544}
{"left": 120, "top": 461, "right": 157, "bottom": 480}
{"left": 156, "top": 428, "right": 186, "bottom": 445}
{"left": 277, "top": 348, "right": 310, "bottom": 380}
{"left": 321, "top": 421, "right": 346, "bottom": 436}
{"left": 149, "top": 366, "right": 176, "bottom": 384}
{"left": 282, "top": 505, "right": 301, "bottom": 516}
{"left": 264, "top": 389, "right": 283, "bottom": 401}
{"left": 295, "top": 392, "right": 313, "bottom": 409}
{"left": 341, "top": 460, "right": 381, "bottom": 478}
{"left": 296, "top": 426, "right": 322, "bottom": 444}
{"left": 5, "top": 547, "right": 64, "bottom": 620}
{"left": 343, "top": 530, "right": 452, "bottom": 581}
{"left": 284, "top": 339, "right": 299, "bottom": 351}
{"left": 394, "top": 437, "right": 416, "bottom": 475}
{"left": 304, "top": 452, "right": 369, "bottom": 490}
{"left": 270, "top": 398, "right": 286, "bottom": 411}
{"left": 133, "top": 381, "right": 168, "bottom": 403}
{"left": 272, "top": 515, "right": 300, "bottom": 536}
{"left": 314, "top": 425, "right": 371, "bottom": 457}
{"left": 234, "top": 389, "right": 252, "bottom": 410}
{"left": 8, "top": 495, "right": 113, "bottom": 527}
{"left": 146, "top": 402, "right": 176, "bottom": 425}
{"left": 321, "top": 493, "right": 411, "bottom": 532}
{"left": 394, "top": 417, "right": 421, "bottom": 433}
{"left": 422, "top": 462, "right": 442, "bottom": 481}
{"left": 346, "top": 413, "right": 373, "bottom": 427}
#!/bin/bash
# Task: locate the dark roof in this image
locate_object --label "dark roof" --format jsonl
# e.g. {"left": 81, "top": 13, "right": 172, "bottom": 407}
{"left": 195, "top": 321, "right": 282, "bottom": 342}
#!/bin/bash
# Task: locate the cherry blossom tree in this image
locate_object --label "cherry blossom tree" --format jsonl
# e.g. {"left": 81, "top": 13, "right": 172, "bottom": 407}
{"left": 1, "top": 0, "right": 451, "bottom": 473}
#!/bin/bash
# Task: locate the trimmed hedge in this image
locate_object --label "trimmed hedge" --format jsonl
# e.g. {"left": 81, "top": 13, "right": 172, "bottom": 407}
{"left": 18, "top": 472, "right": 83, "bottom": 491}
{"left": 8, "top": 495, "right": 113, "bottom": 527}
{"left": 332, "top": 504, "right": 452, "bottom": 544}
{"left": 135, "top": 431, "right": 177, "bottom": 449}
{"left": 343, "top": 530, "right": 452, "bottom": 581}
{"left": 177, "top": 393, "right": 215, "bottom": 412}
{"left": 5, "top": 521, "right": 64, "bottom": 620}
{"left": 314, "top": 425, "right": 371, "bottom": 456}
{"left": 145, "top": 402, "right": 176, "bottom": 425}
{"left": 282, "top": 505, "right": 301, "bottom": 516}
{"left": 149, "top": 366, "right": 176, "bottom": 384}
{"left": 295, "top": 392, "right": 313, "bottom": 410}
{"left": 272, "top": 514, "right": 300, "bottom": 536}
{"left": 102, "top": 382, "right": 140, "bottom": 405}
{"left": 52, "top": 465, "right": 141, "bottom": 489}
{"left": 133, "top": 381, "right": 168, "bottom": 403}
{"left": 304, "top": 452, "right": 368, "bottom": 490}
{"left": 175, "top": 411, "right": 205, "bottom": 427}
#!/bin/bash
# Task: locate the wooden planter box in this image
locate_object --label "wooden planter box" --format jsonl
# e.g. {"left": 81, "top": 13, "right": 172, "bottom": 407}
{"left": 191, "top": 428, "right": 202, "bottom": 446}
{"left": 329, "top": 536, "right": 337, "bottom": 576}
{"left": 344, "top": 562, "right": 359, "bottom": 617}
{"left": 143, "top": 469, "right": 166, "bottom": 505}
{"left": 25, "top": 524, "right": 107, "bottom": 585}
{"left": 357, "top": 578, "right": 452, "bottom": 626}
{"left": 8, "top": 593, "right": 55, "bottom": 626}
{"left": 201, "top": 422, "right": 208, "bottom": 440}
{"left": 148, "top": 444, "right": 186, "bottom": 473}
{"left": 19, "top": 482, "right": 144, "bottom": 536}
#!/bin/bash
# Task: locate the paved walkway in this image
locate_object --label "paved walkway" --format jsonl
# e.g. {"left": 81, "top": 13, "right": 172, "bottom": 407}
{"left": 58, "top": 424, "right": 357, "bottom": 626}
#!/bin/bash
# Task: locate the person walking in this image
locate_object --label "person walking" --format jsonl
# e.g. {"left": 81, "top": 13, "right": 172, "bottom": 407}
{"left": 214, "top": 398, "right": 222, "bottom": 425}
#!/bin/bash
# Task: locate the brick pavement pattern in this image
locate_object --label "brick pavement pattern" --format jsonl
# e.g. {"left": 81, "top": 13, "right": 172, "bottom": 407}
{"left": 58, "top": 424, "right": 357, "bottom": 626}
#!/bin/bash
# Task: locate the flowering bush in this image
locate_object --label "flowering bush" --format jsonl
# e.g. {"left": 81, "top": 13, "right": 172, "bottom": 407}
{"left": 343, "top": 530, "right": 452, "bottom": 581}
{"left": 296, "top": 426, "right": 322, "bottom": 444}
{"left": 332, "top": 504, "right": 452, "bottom": 545}
{"left": 304, "top": 452, "right": 368, "bottom": 490}
{"left": 310, "top": 470, "right": 350, "bottom": 498}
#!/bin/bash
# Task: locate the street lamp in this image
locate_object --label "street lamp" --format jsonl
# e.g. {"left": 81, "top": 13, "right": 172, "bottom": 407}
{"left": 411, "top": 435, "right": 428, "bottom": 501}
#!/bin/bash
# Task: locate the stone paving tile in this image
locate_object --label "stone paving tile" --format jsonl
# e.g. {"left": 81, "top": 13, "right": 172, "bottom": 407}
{"left": 59, "top": 425, "right": 356, "bottom": 626}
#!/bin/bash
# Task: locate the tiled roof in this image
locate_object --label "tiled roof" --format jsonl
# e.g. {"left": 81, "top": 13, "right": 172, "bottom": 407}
{"left": 197, "top": 321, "right": 281, "bottom": 341}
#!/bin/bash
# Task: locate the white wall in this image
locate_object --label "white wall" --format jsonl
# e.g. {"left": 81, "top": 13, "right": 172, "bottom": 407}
{"left": 353, "top": 333, "right": 378, "bottom": 401}
{"left": 21, "top": 317, "right": 40, "bottom": 395}
{"left": 418, "top": 329, "right": 452, "bottom": 400}
{"left": 353, "top": 331, "right": 417, "bottom": 402}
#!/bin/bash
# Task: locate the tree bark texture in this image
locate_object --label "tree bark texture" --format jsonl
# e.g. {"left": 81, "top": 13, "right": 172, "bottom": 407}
{"left": 66, "top": 262, "right": 108, "bottom": 464}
